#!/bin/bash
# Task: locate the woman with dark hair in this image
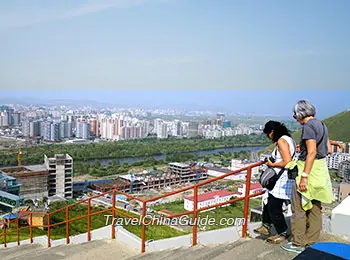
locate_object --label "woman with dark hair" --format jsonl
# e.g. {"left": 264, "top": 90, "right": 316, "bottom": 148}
{"left": 281, "top": 100, "right": 334, "bottom": 254}
{"left": 254, "top": 121, "right": 296, "bottom": 244}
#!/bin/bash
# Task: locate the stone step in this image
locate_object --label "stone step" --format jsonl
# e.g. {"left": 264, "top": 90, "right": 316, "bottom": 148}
{"left": 128, "top": 239, "right": 295, "bottom": 260}
{"left": 0, "top": 239, "right": 138, "bottom": 260}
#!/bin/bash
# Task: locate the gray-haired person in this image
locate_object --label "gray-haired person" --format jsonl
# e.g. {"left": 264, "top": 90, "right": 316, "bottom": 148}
{"left": 281, "top": 100, "right": 338, "bottom": 254}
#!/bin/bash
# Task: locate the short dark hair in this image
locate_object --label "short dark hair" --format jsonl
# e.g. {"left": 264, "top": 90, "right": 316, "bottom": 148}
{"left": 263, "top": 121, "right": 291, "bottom": 142}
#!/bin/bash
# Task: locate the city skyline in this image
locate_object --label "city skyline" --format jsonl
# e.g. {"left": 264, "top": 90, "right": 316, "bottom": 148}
{"left": 1, "top": 90, "right": 349, "bottom": 119}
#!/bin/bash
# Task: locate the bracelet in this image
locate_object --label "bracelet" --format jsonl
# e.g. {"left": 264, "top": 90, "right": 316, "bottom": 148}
{"left": 301, "top": 172, "right": 308, "bottom": 178}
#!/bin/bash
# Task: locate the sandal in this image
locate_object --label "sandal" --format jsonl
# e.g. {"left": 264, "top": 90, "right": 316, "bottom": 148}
{"left": 266, "top": 234, "right": 287, "bottom": 244}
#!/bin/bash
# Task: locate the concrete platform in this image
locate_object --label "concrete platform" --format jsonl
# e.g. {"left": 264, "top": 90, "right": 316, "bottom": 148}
{"left": 0, "top": 239, "right": 138, "bottom": 260}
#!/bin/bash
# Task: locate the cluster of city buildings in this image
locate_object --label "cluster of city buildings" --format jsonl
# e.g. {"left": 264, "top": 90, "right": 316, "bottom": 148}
{"left": 327, "top": 142, "right": 350, "bottom": 180}
{"left": 0, "top": 106, "right": 21, "bottom": 127}
{"left": 0, "top": 104, "right": 264, "bottom": 144}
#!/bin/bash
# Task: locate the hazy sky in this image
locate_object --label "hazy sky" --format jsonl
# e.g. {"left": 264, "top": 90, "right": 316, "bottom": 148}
{"left": 1, "top": 90, "right": 349, "bottom": 119}
{"left": 0, "top": 0, "right": 350, "bottom": 90}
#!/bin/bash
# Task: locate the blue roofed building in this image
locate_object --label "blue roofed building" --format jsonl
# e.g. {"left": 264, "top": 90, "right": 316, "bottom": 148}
{"left": 0, "top": 170, "right": 23, "bottom": 213}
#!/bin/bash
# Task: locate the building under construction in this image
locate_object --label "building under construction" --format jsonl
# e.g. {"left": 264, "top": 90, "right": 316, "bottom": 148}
{"left": 1, "top": 154, "right": 73, "bottom": 201}
{"left": 1, "top": 165, "right": 49, "bottom": 201}
{"left": 92, "top": 162, "right": 208, "bottom": 193}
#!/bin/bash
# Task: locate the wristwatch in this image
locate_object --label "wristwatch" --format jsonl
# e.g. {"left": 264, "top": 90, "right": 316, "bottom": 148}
{"left": 301, "top": 172, "right": 308, "bottom": 178}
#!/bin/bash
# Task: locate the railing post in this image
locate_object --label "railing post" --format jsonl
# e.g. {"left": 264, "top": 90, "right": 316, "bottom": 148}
{"left": 47, "top": 214, "right": 51, "bottom": 248}
{"left": 242, "top": 166, "right": 252, "bottom": 238}
{"left": 30, "top": 213, "right": 33, "bottom": 244}
{"left": 141, "top": 201, "right": 146, "bottom": 253}
{"left": 17, "top": 218, "right": 20, "bottom": 246}
{"left": 192, "top": 185, "right": 198, "bottom": 246}
{"left": 111, "top": 190, "right": 116, "bottom": 239}
{"left": 4, "top": 219, "right": 7, "bottom": 248}
{"left": 66, "top": 207, "right": 70, "bottom": 244}
{"left": 88, "top": 199, "right": 91, "bottom": 241}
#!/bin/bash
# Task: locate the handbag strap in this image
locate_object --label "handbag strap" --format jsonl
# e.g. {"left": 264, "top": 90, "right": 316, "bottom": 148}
{"left": 317, "top": 122, "right": 326, "bottom": 147}
{"left": 275, "top": 137, "right": 296, "bottom": 180}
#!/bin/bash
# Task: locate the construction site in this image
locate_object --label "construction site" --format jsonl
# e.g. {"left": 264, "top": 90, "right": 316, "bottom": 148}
{"left": 0, "top": 165, "right": 49, "bottom": 201}
{"left": 0, "top": 153, "right": 74, "bottom": 214}
{"left": 91, "top": 162, "right": 208, "bottom": 193}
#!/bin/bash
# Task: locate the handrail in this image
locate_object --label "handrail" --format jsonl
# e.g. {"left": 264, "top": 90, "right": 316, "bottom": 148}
{"left": 0, "top": 161, "right": 264, "bottom": 253}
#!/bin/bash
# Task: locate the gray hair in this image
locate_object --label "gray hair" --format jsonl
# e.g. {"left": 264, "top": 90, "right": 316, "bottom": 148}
{"left": 293, "top": 100, "right": 316, "bottom": 120}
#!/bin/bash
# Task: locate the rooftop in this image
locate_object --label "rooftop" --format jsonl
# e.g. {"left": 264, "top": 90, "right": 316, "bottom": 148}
{"left": 238, "top": 183, "right": 262, "bottom": 191}
{"left": 168, "top": 162, "right": 189, "bottom": 168}
{"left": 0, "top": 190, "right": 22, "bottom": 201}
{"left": 185, "top": 190, "right": 235, "bottom": 202}
{"left": 205, "top": 167, "right": 232, "bottom": 173}
{"left": 25, "top": 165, "right": 47, "bottom": 172}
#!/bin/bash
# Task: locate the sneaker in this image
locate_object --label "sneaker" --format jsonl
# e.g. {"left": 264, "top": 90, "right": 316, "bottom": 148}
{"left": 253, "top": 224, "right": 270, "bottom": 236}
{"left": 266, "top": 233, "right": 287, "bottom": 244}
{"left": 281, "top": 242, "right": 305, "bottom": 254}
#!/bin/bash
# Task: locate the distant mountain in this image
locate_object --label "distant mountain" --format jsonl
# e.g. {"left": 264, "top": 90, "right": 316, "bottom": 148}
{"left": 0, "top": 97, "right": 109, "bottom": 107}
{"left": 292, "top": 109, "right": 350, "bottom": 143}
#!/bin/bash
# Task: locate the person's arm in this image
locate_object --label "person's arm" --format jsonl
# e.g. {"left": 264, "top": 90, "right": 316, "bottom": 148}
{"left": 266, "top": 138, "right": 292, "bottom": 168}
{"left": 331, "top": 140, "right": 343, "bottom": 149}
{"left": 303, "top": 139, "right": 317, "bottom": 174}
{"left": 327, "top": 138, "right": 332, "bottom": 154}
{"left": 327, "top": 139, "right": 344, "bottom": 154}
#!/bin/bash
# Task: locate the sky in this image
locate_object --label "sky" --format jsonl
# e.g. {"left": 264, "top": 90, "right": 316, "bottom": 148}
{"left": 0, "top": 1, "right": 349, "bottom": 117}
{"left": 0, "top": 0, "right": 349, "bottom": 91}
{"left": 1, "top": 90, "right": 349, "bottom": 119}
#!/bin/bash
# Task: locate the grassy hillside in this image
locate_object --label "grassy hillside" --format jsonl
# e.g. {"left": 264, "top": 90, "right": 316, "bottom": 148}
{"left": 260, "top": 109, "right": 350, "bottom": 155}
{"left": 292, "top": 109, "right": 350, "bottom": 143}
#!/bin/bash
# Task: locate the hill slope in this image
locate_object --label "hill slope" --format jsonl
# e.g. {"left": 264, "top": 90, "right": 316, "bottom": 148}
{"left": 292, "top": 109, "right": 350, "bottom": 143}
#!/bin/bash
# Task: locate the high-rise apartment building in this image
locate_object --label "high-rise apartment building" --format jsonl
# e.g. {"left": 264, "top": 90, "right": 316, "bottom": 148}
{"left": 29, "top": 121, "right": 41, "bottom": 137}
{"left": 11, "top": 112, "right": 21, "bottom": 126}
{"left": 44, "top": 154, "right": 73, "bottom": 199}
{"left": 0, "top": 106, "right": 14, "bottom": 127}
{"left": 187, "top": 121, "right": 199, "bottom": 138}
{"left": 76, "top": 122, "right": 90, "bottom": 139}
{"left": 0, "top": 111, "right": 9, "bottom": 127}
{"left": 141, "top": 121, "right": 150, "bottom": 138}
{"left": 22, "top": 120, "right": 41, "bottom": 137}
{"left": 327, "top": 153, "right": 350, "bottom": 169}
{"left": 99, "top": 117, "right": 118, "bottom": 140}
{"left": 59, "top": 122, "right": 66, "bottom": 139}
{"left": 89, "top": 119, "right": 98, "bottom": 136}
{"left": 50, "top": 122, "right": 60, "bottom": 141}
{"left": 156, "top": 121, "right": 168, "bottom": 139}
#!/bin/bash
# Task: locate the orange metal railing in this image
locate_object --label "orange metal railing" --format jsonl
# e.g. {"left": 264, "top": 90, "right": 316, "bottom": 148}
{"left": 0, "top": 161, "right": 264, "bottom": 253}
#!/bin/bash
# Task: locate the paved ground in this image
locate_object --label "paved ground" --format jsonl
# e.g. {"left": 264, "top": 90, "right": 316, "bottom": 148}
{"left": 1, "top": 232, "right": 348, "bottom": 260}
{"left": 128, "top": 238, "right": 296, "bottom": 260}
{"left": 129, "top": 233, "right": 350, "bottom": 260}
{"left": 0, "top": 239, "right": 138, "bottom": 260}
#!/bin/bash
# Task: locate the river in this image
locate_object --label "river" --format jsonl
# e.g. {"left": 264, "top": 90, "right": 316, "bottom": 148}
{"left": 91, "top": 146, "right": 266, "bottom": 166}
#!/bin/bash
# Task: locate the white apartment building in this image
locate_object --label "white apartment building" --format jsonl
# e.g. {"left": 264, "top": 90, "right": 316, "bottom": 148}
{"left": 235, "top": 183, "right": 264, "bottom": 198}
{"left": 76, "top": 122, "right": 90, "bottom": 139}
{"left": 45, "top": 154, "right": 73, "bottom": 199}
{"left": 156, "top": 121, "right": 168, "bottom": 139}
{"left": 206, "top": 167, "right": 246, "bottom": 181}
{"left": 184, "top": 190, "right": 235, "bottom": 211}
{"left": 327, "top": 153, "right": 350, "bottom": 169}
{"left": 231, "top": 159, "right": 259, "bottom": 179}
